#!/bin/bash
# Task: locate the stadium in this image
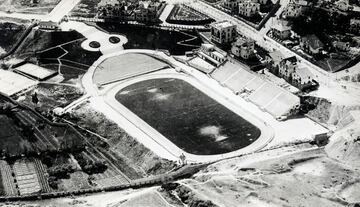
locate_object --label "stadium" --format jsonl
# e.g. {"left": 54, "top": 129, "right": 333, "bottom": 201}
{"left": 82, "top": 49, "right": 326, "bottom": 162}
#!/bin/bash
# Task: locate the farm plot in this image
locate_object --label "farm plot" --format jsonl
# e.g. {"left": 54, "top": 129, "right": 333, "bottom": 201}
{"left": 0, "top": 160, "right": 17, "bottom": 196}
{"left": 13, "top": 159, "right": 42, "bottom": 195}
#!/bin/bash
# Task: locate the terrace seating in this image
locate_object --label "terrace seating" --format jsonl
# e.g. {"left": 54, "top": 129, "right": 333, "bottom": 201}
{"left": 211, "top": 64, "right": 300, "bottom": 117}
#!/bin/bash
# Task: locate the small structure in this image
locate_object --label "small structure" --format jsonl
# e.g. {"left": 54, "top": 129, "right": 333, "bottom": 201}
{"left": 210, "top": 20, "right": 237, "bottom": 45}
{"left": 266, "top": 50, "right": 287, "bottom": 73}
{"left": 238, "top": 1, "right": 260, "bottom": 17}
{"left": 300, "top": 34, "right": 324, "bottom": 55}
{"left": 38, "top": 21, "right": 59, "bottom": 30}
{"left": 231, "top": 37, "right": 255, "bottom": 59}
{"left": 271, "top": 23, "right": 292, "bottom": 40}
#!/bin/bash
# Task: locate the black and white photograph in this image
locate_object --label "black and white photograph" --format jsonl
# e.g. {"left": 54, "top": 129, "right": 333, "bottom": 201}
{"left": 0, "top": 0, "right": 359, "bottom": 206}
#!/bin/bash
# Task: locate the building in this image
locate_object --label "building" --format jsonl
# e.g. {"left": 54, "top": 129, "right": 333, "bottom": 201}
{"left": 238, "top": 1, "right": 260, "bottom": 17}
{"left": 134, "top": 1, "right": 164, "bottom": 23}
{"left": 231, "top": 37, "right": 255, "bottom": 59}
{"left": 350, "top": 18, "right": 360, "bottom": 34}
{"left": 38, "top": 21, "right": 59, "bottom": 30}
{"left": 271, "top": 23, "right": 292, "bottom": 40}
{"left": 292, "top": 66, "right": 315, "bottom": 88}
{"left": 333, "top": 41, "right": 350, "bottom": 51}
{"left": 300, "top": 34, "right": 324, "bottom": 55}
{"left": 197, "top": 43, "right": 228, "bottom": 67}
{"left": 210, "top": 20, "right": 237, "bottom": 45}
{"left": 336, "top": 0, "right": 350, "bottom": 11}
{"left": 266, "top": 50, "right": 286, "bottom": 73}
{"left": 283, "top": 4, "right": 304, "bottom": 18}
{"left": 222, "top": 0, "right": 239, "bottom": 11}
{"left": 278, "top": 56, "right": 297, "bottom": 79}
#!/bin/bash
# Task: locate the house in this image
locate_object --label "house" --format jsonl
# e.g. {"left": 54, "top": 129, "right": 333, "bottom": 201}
{"left": 292, "top": 0, "right": 309, "bottom": 6}
{"left": 336, "top": 0, "right": 350, "bottom": 11}
{"left": 197, "top": 43, "right": 228, "bottom": 66}
{"left": 292, "top": 66, "right": 315, "bottom": 89}
{"left": 350, "top": 18, "right": 360, "bottom": 34}
{"left": 134, "top": 1, "right": 164, "bottom": 23}
{"left": 283, "top": 4, "right": 305, "bottom": 18}
{"left": 300, "top": 34, "right": 324, "bottom": 55}
{"left": 238, "top": 1, "right": 260, "bottom": 17}
{"left": 271, "top": 23, "right": 292, "bottom": 40}
{"left": 279, "top": 56, "right": 297, "bottom": 79}
{"left": 39, "top": 21, "right": 59, "bottom": 30}
{"left": 231, "top": 37, "right": 255, "bottom": 59}
{"left": 210, "top": 20, "right": 237, "bottom": 45}
{"left": 333, "top": 41, "right": 350, "bottom": 51}
{"left": 223, "top": 0, "right": 239, "bottom": 11}
{"left": 266, "top": 50, "right": 285, "bottom": 73}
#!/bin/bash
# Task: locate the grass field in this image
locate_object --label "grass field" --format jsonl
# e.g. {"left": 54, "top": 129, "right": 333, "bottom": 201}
{"left": 116, "top": 78, "right": 261, "bottom": 155}
{"left": 93, "top": 53, "right": 169, "bottom": 85}
{"left": 0, "top": 0, "right": 61, "bottom": 14}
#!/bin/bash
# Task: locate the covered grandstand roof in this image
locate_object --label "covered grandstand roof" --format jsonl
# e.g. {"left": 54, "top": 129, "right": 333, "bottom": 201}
{"left": 211, "top": 62, "right": 300, "bottom": 117}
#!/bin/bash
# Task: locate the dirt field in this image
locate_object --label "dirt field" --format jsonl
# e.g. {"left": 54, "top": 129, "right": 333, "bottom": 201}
{"left": 0, "top": 0, "right": 61, "bottom": 14}
{"left": 19, "top": 83, "right": 84, "bottom": 111}
{"left": 0, "top": 22, "right": 26, "bottom": 54}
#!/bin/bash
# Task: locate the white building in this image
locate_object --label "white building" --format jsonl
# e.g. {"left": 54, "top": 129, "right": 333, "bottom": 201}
{"left": 271, "top": 23, "right": 292, "bottom": 40}
{"left": 210, "top": 20, "right": 237, "bottom": 45}
{"left": 223, "top": 0, "right": 239, "bottom": 11}
{"left": 231, "top": 37, "right": 255, "bottom": 59}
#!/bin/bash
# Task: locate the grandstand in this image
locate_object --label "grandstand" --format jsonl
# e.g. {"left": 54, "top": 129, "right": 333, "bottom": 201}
{"left": 0, "top": 70, "right": 37, "bottom": 96}
{"left": 211, "top": 62, "right": 300, "bottom": 118}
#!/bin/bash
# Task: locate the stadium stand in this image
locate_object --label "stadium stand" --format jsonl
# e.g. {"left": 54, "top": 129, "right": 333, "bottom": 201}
{"left": 211, "top": 62, "right": 300, "bottom": 118}
{"left": 0, "top": 70, "right": 37, "bottom": 96}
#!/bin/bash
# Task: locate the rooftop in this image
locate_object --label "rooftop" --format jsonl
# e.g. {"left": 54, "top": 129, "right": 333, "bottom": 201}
{"left": 302, "top": 34, "right": 324, "bottom": 50}
{"left": 296, "top": 66, "right": 314, "bottom": 80}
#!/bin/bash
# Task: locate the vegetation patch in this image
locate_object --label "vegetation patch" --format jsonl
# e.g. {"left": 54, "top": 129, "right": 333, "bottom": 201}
{"left": 166, "top": 4, "right": 214, "bottom": 25}
{"left": 97, "top": 23, "right": 203, "bottom": 55}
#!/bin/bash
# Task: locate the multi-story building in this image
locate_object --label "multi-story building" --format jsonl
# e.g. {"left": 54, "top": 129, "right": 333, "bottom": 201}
{"left": 231, "top": 37, "right": 255, "bottom": 59}
{"left": 223, "top": 0, "right": 239, "bottom": 11}
{"left": 292, "top": 66, "right": 314, "bottom": 88}
{"left": 279, "top": 56, "right": 297, "bottom": 79}
{"left": 39, "top": 21, "right": 59, "bottom": 30}
{"left": 271, "top": 23, "right": 292, "bottom": 40}
{"left": 134, "top": 1, "right": 164, "bottom": 23}
{"left": 210, "top": 20, "right": 237, "bottom": 45}
{"left": 238, "top": 1, "right": 260, "bottom": 17}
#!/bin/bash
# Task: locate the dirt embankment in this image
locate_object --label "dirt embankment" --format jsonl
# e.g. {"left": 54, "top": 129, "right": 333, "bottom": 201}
{"left": 67, "top": 103, "right": 176, "bottom": 177}
{"left": 304, "top": 96, "right": 360, "bottom": 129}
